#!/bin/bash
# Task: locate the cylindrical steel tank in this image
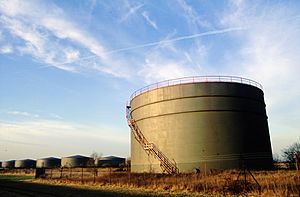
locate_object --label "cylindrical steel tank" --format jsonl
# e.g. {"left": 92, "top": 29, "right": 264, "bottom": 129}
{"left": 15, "top": 159, "right": 36, "bottom": 168}
{"left": 1, "top": 160, "right": 15, "bottom": 168}
{"left": 96, "top": 156, "right": 126, "bottom": 167}
{"left": 36, "top": 157, "right": 61, "bottom": 168}
{"left": 129, "top": 76, "right": 273, "bottom": 173}
{"left": 61, "top": 155, "right": 92, "bottom": 168}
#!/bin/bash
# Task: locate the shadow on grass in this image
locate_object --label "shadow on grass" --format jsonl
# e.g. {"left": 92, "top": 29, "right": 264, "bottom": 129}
{"left": 0, "top": 177, "right": 164, "bottom": 197}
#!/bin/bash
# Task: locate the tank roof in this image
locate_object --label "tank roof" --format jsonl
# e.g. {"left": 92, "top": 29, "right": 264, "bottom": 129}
{"left": 101, "top": 156, "right": 125, "bottom": 160}
{"left": 38, "top": 157, "right": 60, "bottom": 160}
{"left": 130, "top": 76, "right": 263, "bottom": 100}
{"left": 3, "top": 160, "right": 15, "bottom": 162}
{"left": 16, "top": 159, "right": 35, "bottom": 161}
{"left": 64, "top": 155, "right": 90, "bottom": 159}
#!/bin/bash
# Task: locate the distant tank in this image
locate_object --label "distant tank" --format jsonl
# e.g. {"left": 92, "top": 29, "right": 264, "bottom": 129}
{"left": 128, "top": 76, "right": 273, "bottom": 173}
{"left": 36, "top": 157, "right": 61, "bottom": 168}
{"left": 1, "top": 160, "right": 15, "bottom": 168}
{"left": 61, "top": 155, "right": 92, "bottom": 167}
{"left": 96, "top": 156, "right": 126, "bottom": 168}
{"left": 15, "top": 159, "right": 36, "bottom": 168}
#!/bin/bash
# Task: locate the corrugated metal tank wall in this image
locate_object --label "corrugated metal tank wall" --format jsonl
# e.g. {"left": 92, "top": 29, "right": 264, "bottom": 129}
{"left": 130, "top": 81, "right": 273, "bottom": 173}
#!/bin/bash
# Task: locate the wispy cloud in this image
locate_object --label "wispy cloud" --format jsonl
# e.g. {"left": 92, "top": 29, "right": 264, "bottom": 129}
{"left": 177, "top": 0, "right": 211, "bottom": 29}
{"left": 109, "top": 27, "right": 244, "bottom": 53}
{"left": 49, "top": 113, "right": 63, "bottom": 120}
{"left": 0, "top": 119, "right": 129, "bottom": 159}
{"left": 138, "top": 58, "right": 196, "bottom": 83}
{"left": 7, "top": 111, "right": 40, "bottom": 118}
{"left": 0, "top": 0, "right": 130, "bottom": 77}
{"left": 220, "top": 1, "right": 300, "bottom": 155}
{"left": 96, "top": 27, "right": 245, "bottom": 55}
{"left": 61, "top": 27, "right": 243, "bottom": 67}
{"left": 120, "top": 3, "right": 144, "bottom": 23}
{"left": 0, "top": 44, "right": 12, "bottom": 54}
{"left": 142, "top": 11, "right": 158, "bottom": 30}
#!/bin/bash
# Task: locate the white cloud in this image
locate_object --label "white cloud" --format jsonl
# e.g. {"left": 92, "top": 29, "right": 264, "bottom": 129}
{"left": 142, "top": 11, "right": 158, "bottom": 30}
{"left": 0, "top": 0, "right": 130, "bottom": 77}
{"left": 0, "top": 44, "right": 12, "bottom": 54}
{"left": 138, "top": 57, "right": 197, "bottom": 84}
{"left": 64, "top": 48, "right": 80, "bottom": 62}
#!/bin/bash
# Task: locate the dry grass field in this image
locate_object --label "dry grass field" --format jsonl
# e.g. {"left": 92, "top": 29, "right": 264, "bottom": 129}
{"left": 31, "top": 169, "right": 300, "bottom": 196}
{"left": 1, "top": 168, "right": 299, "bottom": 196}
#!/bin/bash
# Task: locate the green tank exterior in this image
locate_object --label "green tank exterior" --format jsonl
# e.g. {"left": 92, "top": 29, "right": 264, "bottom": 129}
{"left": 36, "top": 157, "right": 61, "bottom": 168}
{"left": 130, "top": 79, "right": 273, "bottom": 173}
{"left": 15, "top": 159, "right": 36, "bottom": 168}
{"left": 1, "top": 160, "right": 15, "bottom": 168}
{"left": 61, "top": 155, "right": 92, "bottom": 168}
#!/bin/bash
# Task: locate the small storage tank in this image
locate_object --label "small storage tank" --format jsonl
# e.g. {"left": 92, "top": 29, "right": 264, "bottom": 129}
{"left": 1, "top": 160, "right": 15, "bottom": 168}
{"left": 97, "top": 156, "right": 126, "bottom": 167}
{"left": 15, "top": 159, "right": 36, "bottom": 168}
{"left": 128, "top": 76, "right": 273, "bottom": 173}
{"left": 61, "top": 155, "right": 92, "bottom": 168}
{"left": 36, "top": 157, "right": 61, "bottom": 168}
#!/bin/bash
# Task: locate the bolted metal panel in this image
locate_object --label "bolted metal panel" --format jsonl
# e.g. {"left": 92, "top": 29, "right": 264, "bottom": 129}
{"left": 61, "top": 155, "right": 92, "bottom": 168}
{"left": 36, "top": 157, "right": 61, "bottom": 168}
{"left": 15, "top": 159, "right": 36, "bottom": 168}
{"left": 130, "top": 81, "right": 273, "bottom": 173}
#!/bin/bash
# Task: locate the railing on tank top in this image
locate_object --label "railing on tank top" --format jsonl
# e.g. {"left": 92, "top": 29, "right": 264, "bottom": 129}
{"left": 130, "top": 76, "right": 263, "bottom": 100}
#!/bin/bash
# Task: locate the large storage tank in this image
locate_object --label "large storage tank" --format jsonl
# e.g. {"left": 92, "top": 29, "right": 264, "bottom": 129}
{"left": 128, "top": 76, "right": 273, "bottom": 173}
{"left": 96, "top": 156, "right": 126, "bottom": 168}
{"left": 15, "top": 159, "right": 36, "bottom": 168}
{"left": 36, "top": 157, "right": 61, "bottom": 168}
{"left": 1, "top": 160, "right": 15, "bottom": 168}
{"left": 61, "top": 155, "right": 92, "bottom": 168}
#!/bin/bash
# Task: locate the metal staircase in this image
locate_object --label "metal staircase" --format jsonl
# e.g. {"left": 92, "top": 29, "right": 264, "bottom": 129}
{"left": 126, "top": 106, "right": 179, "bottom": 174}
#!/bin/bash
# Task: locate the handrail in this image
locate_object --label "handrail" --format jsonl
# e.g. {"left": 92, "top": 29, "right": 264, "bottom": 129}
{"left": 130, "top": 76, "right": 262, "bottom": 100}
{"left": 126, "top": 106, "right": 179, "bottom": 174}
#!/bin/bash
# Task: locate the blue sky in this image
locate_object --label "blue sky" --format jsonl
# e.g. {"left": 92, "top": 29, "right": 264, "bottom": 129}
{"left": 0, "top": 0, "right": 299, "bottom": 160}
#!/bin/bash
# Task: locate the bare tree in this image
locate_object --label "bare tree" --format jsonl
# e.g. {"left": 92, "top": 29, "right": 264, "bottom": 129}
{"left": 90, "top": 151, "right": 103, "bottom": 167}
{"left": 282, "top": 141, "right": 300, "bottom": 169}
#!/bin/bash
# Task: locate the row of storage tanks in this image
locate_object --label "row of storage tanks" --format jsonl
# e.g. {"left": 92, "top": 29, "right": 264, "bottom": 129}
{"left": 0, "top": 155, "right": 125, "bottom": 169}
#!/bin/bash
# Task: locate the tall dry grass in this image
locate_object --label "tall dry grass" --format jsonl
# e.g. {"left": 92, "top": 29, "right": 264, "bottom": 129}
{"left": 35, "top": 170, "right": 299, "bottom": 196}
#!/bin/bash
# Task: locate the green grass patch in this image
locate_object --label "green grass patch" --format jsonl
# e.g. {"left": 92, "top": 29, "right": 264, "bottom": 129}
{"left": 0, "top": 174, "right": 34, "bottom": 181}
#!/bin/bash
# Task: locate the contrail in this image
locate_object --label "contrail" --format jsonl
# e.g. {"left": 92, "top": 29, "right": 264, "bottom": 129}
{"left": 58, "top": 27, "right": 244, "bottom": 66}
{"left": 106, "top": 27, "right": 244, "bottom": 54}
